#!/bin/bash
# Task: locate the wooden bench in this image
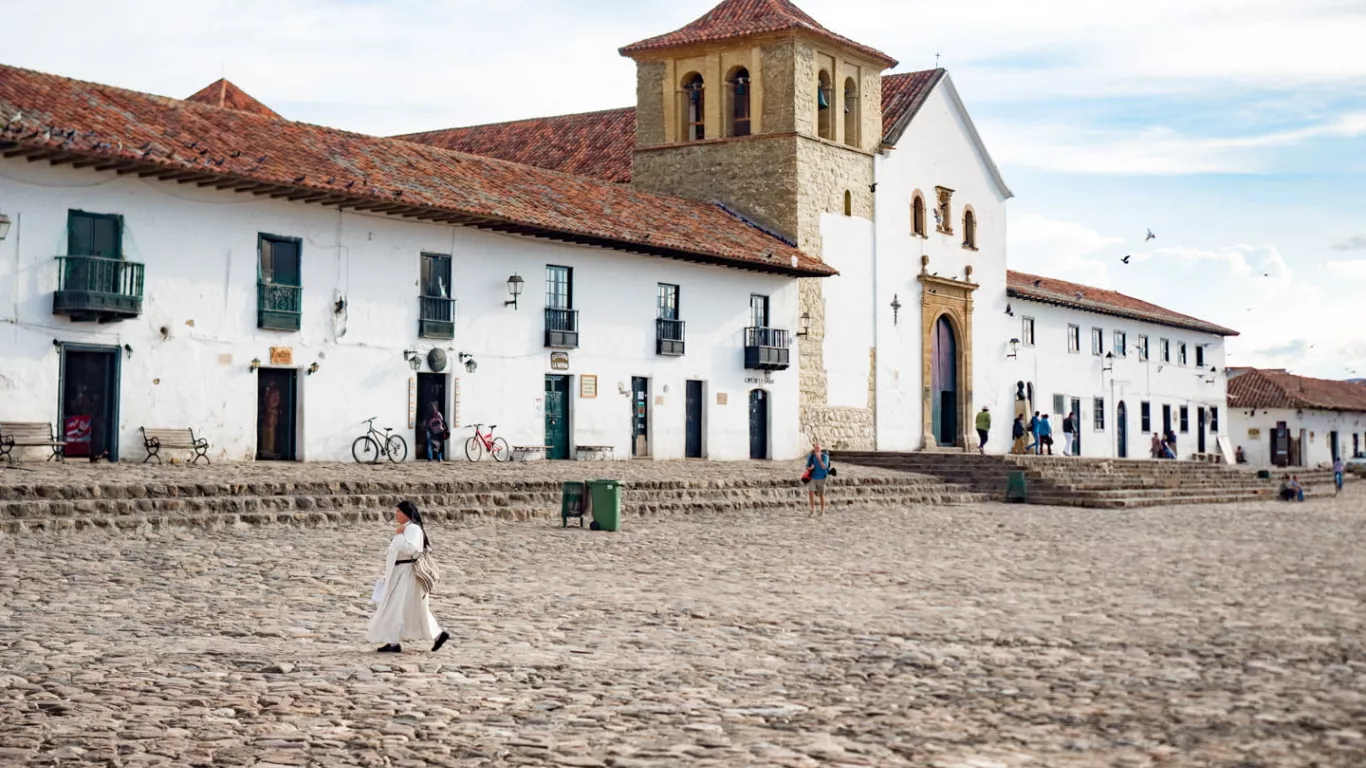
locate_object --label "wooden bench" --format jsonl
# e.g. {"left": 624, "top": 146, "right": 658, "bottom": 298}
{"left": 141, "top": 427, "right": 210, "bottom": 465}
{"left": 1190, "top": 452, "right": 1224, "bottom": 464}
{"left": 512, "top": 445, "right": 548, "bottom": 461}
{"left": 0, "top": 421, "right": 66, "bottom": 463}
{"left": 576, "top": 445, "right": 614, "bottom": 461}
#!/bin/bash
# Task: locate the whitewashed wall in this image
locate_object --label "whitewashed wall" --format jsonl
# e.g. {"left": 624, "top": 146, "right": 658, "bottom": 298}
{"left": 1228, "top": 407, "right": 1366, "bottom": 467}
{"left": 871, "top": 79, "right": 1011, "bottom": 452}
{"left": 1010, "top": 301, "right": 1230, "bottom": 458}
{"left": 0, "top": 158, "right": 803, "bottom": 462}
{"left": 818, "top": 213, "right": 874, "bottom": 409}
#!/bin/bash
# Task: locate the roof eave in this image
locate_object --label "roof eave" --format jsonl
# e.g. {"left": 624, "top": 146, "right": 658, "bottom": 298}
{"left": 1007, "top": 288, "right": 1238, "bottom": 337}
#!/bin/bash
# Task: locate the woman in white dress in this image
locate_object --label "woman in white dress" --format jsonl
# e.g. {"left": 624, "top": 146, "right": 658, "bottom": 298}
{"left": 368, "top": 500, "right": 450, "bottom": 653}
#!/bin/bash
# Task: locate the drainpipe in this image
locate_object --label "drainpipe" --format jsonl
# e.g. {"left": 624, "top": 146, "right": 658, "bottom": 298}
{"left": 871, "top": 158, "right": 880, "bottom": 451}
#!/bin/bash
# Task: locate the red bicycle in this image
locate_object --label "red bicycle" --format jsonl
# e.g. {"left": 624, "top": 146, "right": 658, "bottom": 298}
{"left": 464, "top": 423, "right": 510, "bottom": 462}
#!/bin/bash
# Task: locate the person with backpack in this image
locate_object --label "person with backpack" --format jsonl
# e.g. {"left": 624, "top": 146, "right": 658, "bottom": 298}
{"left": 1038, "top": 414, "right": 1054, "bottom": 455}
{"left": 425, "top": 402, "right": 448, "bottom": 462}
{"left": 1011, "top": 414, "right": 1027, "bottom": 455}
{"left": 1027, "top": 411, "right": 1041, "bottom": 455}
{"left": 803, "top": 440, "right": 831, "bottom": 517}
{"left": 975, "top": 406, "right": 991, "bottom": 455}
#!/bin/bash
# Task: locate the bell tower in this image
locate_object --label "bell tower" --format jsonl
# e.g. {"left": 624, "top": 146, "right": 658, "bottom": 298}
{"left": 621, "top": 0, "right": 897, "bottom": 449}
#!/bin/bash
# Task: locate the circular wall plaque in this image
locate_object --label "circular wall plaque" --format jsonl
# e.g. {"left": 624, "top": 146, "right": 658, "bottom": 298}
{"left": 427, "top": 348, "right": 448, "bottom": 372}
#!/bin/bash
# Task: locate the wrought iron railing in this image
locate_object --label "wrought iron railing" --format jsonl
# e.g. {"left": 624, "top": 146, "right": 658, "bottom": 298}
{"left": 656, "top": 318, "right": 686, "bottom": 356}
{"left": 419, "top": 295, "right": 456, "bottom": 339}
{"left": 745, "top": 326, "right": 789, "bottom": 349}
{"left": 53, "top": 256, "right": 144, "bottom": 320}
{"left": 545, "top": 307, "right": 579, "bottom": 348}
{"left": 257, "top": 281, "right": 302, "bottom": 331}
{"left": 744, "top": 326, "right": 790, "bottom": 370}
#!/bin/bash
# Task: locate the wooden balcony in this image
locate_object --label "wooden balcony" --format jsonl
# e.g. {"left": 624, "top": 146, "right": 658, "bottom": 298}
{"left": 656, "top": 318, "right": 686, "bottom": 356}
{"left": 545, "top": 307, "right": 579, "bottom": 349}
{"left": 52, "top": 256, "right": 144, "bottom": 322}
{"left": 419, "top": 295, "right": 456, "bottom": 340}
{"left": 257, "top": 282, "right": 302, "bottom": 331}
{"left": 744, "top": 326, "right": 790, "bottom": 370}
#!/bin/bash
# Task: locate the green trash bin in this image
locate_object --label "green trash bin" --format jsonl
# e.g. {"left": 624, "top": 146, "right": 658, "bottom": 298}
{"left": 1005, "top": 471, "right": 1028, "bottom": 503}
{"left": 587, "top": 479, "right": 621, "bottom": 532}
{"left": 561, "top": 481, "right": 588, "bottom": 527}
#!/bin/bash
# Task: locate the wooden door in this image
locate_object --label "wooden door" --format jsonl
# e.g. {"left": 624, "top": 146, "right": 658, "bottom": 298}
{"left": 256, "top": 368, "right": 297, "bottom": 461}
{"left": 685, "top": 381, "right": 704, "bottom": 458}
{"left": 1117, "top": 401, "right": 1128, "bottom": 458}
{"left": 544, "top": 375, "right": 570, "bottom": 460}
{"left": 631, "top": 377, "right": 649, "bottom": 457}
{"left": 416, "top": 373, "right": 447, "bottom": 461}
{"left": 748, "top": 389, "right": 768, "bottom": 460}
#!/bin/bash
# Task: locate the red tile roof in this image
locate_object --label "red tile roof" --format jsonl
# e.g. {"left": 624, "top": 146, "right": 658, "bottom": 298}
{"left": 620, "top": 0, "right": 897, "bottom": 67}
{"left": 398, "top": 70, "right": 941, "bottom": 183}
{"left": 1228, "top": 369, "right": 1366, "bottom": 413}
{"left": 0, "top": 63, "right": 831, "bottom": 278}
{"left": 394, "top": 108, "right": 636, "bottom": 184}
{"left": 185, "top": 79, "right": 281, "bottom": 119}
{"left": 1006, "top": 271, "right": 1239, "bottom": 337}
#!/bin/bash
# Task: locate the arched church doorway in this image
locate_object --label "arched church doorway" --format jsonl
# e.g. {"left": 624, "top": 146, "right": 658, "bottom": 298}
{"left": 931, "top": 316, "right": 958, "bottom": 447}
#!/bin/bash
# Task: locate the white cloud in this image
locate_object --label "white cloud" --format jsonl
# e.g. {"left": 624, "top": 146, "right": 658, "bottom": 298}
{"left": 1332, "top": 236, "right": 1366, "bottom": 251}
{"left": 1007, "top": 214, "right": 1121, "bottom": 286}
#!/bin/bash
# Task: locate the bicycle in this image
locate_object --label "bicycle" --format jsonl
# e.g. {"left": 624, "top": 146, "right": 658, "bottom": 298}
{"left": 352, "top": 417, "right": 409, "bottom": 464}
{"left": 464, "top": 423, "right": 510, "bottom": 462}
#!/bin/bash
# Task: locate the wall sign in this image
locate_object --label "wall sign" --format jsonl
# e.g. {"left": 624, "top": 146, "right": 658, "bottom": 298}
{"left": 270, "top": 347, "right": 293, "bottom": 366}
{"left": 580, "top": 375, "right": 598, "bottom": 399}
{"left": 716, "top": 392, "right": 728, "bottom": 406}
{"left": 550, "top": 351, "right": 570, "bottom": 371}
{"left": 744, "top": 373, "right": 774, "bottom": 385}
{"left": 1248, "top": 428, "right": 1261, "bottom": 437}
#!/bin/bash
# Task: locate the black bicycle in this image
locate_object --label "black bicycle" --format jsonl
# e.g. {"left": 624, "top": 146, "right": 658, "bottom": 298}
{"left": 352, "top": 417, "right": 408, "bottom": 464}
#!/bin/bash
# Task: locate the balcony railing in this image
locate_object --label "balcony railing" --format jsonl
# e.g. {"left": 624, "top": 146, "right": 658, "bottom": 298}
{"left": 545, "top": 307, "right": 579, "bottom": 349}
{"left": 656, "top": 318, "right": 686, "bottom": 356}
{"left": 744, "top": 326, "right": 790, "bottom": 370}
{"left": 52, "top": 255, "right": 144, "bottom": 322}
{"left": 257, "top": 282, "right": 302, "bottom": 331}
{"left": 419, "top": 295, "right": 457, "bottom": 340}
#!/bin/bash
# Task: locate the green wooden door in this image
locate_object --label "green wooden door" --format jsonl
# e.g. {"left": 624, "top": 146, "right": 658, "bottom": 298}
{"left": 545, "top": 375, "right": 570, "bottom": 460}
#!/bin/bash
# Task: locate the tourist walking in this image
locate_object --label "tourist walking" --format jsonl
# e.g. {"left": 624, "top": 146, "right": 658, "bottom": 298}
{"left": 1038, "top": 414, "right": 1054, "bottom": 455}
{"left": 975, "top": 406, "right": 991, "bottom": 455}
{"left": 369, "top": 500, "right": 450, "bottom": 654}
{"left": 1011, "top": 415, "right": 1027, "bottom": 455}
{"left": 1150, "top": 433, "right": 1163, "bottom": 459}
{"left": 425, "top": 403, "right": 447, "bottom": 462}
{"left": 1164, "top": 428, "right": 1178, "bottom": 460}
{"left": 1026, "top": 411, "right": 1041, "bottom": 454}
{"left": 804, "top": 441, "right": 830, "bottom": 517}
{"left": 1334, "top": 457, "right": 1345, "bottom": 494}
{"left": 1062, "top": 412, "right": 1076, "bottom": 456}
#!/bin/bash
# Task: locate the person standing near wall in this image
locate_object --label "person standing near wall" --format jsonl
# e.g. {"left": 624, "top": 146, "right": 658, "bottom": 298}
{"left": 1027, "top": 412, "right": 1041, "bottom": 455}
{"left": 975, "top": 406, "right": 991, "bottom": 455}
{"left": 1062, "top": 412, "right": 1076, "bottom": 456}
{"left": 1011, "top": 415, "right": 1026, "bottom": 455}
{"left": 1038, "top": 414, "right": 1054, "bottom": 456}
{"left": 1334, "top": 456, "right": 1345, "bottom": 495}
{"left": 425, "top": 402, "right": 447, "bottom": 462}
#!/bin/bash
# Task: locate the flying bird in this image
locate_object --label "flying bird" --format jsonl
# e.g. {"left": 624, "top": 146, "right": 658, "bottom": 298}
{"left": 1122, "top": 255, "right": 1131, "bottom": 264}
{"left": 1145, "top": 229, "right": 1156, "bottom": 241}
{"left": 1005, "top": 303, "right": 1014, "bottom": 316}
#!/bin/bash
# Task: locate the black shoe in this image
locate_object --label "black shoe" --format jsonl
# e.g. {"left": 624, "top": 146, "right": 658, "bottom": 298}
{"left": 377, "top": 644, "right": 402, "bottom": 653}
{"left": 432, "top": 631, "right": 450, "bottom": 652}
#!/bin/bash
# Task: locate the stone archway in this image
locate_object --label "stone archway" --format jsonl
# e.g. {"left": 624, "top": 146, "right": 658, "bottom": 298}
{"left": 919, "top": 265, "right": 977, "bottom": 451}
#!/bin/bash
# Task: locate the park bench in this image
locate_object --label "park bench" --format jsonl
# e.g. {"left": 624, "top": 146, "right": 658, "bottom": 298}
{"left": 1190, "top": 452, "right": 1223, "bottom": 464}
{"left": 141, "top": 427, "right": 211, "bottom": 464}
{"left": 512, "top": 445, "right": 547, "bottom": 461}
{"left": 0, "top": 421, "right": 66, "bottom": 463}
{"left": 576, "top": 445, "right": 614, "bottom": 461}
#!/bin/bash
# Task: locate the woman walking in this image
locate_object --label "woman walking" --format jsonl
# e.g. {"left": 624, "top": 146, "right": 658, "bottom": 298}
{"left": 369, "top": 500, "right": 450, "bottom": 653}
{"left": 425, "top": 402, "right": 447, "bottom": 462}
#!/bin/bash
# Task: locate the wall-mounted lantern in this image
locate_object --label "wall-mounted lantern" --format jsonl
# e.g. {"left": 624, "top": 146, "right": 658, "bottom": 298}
{"left": 403, "top": 349, "right": 422, "bottom": 371}
{"left": 1007, "top": 338, "right": 1020, "bottom": 359}
{"left": 123, "top": 344, "right": 133, "bottom": 359}
{"left": 249, "top": 358, "right": 261, "bottom": 372}
{"left": 795, "top": 312, "right": 812, "bottom": 338}
{"left": 1103, "top": 352, "right": 1114, "bottom": 372}
{"left": 0, "top": 212, "right": 11, "bottom": 241}
{"left": 890, "top": 294, "right": 902, "bottom": 325}
{"left": 505, "top": 274, "right": 525, "bottom": 309}
{"left": 307, "top": 362, "right": 320, "bottom": 376}
{"left": 459, "top": 353, "right": 478, "bottom": 374}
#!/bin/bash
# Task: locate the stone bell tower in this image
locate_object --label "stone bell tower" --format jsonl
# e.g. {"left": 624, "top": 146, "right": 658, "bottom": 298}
{"left": 620, "top": 0, "right": 897, "bottom": 448}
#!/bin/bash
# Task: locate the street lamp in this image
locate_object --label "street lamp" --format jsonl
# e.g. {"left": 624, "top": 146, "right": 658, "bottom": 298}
{"left": 1007, "top": 338, "right": 1020, "bottom": 359}
{"left": 403, "top": 349, "right": 421, "bottom": 371}
{"left": 0, "top": 213, "right": 11, "bottom": 241}
{"left": 795, "top": 312, "right": 812, "bottom": 338}
{"left": 1103, "top": 352, "right": 1114, "bottom": 372}
{"left": 505, "top": 274, "right": 525, "bottom": 308}
{"left": 459, "top": 353, "right": 478, "bottom": 374}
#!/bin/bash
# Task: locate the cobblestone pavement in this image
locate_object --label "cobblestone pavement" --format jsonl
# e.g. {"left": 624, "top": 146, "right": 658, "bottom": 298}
{"left": 2, "top": 489, "right": 1364, "bottom": 767}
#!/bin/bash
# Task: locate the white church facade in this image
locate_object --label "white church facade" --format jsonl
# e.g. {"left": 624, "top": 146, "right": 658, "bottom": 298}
{"left": 0, "top": 0, "right": 1236, "bottom": 463}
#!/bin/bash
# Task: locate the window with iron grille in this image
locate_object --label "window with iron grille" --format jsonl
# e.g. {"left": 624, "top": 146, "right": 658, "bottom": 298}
{"left": 1093, "top": 397, "right": 1106, "bottom": 430}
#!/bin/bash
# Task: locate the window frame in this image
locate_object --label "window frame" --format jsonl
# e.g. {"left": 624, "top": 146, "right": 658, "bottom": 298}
{"left": 1093, "top": 397, "right": 1106, "bottom": 431}
{"left": 1068, "top": 324, "right": 1081, "bottom": 354}
{"left": 817, "top": 70, "right": 834, "bottom": 140}
{"left": 657, "top": 283, "right": 680, "bottom": 321}
{"left": 962, "top": 208, "right": 977, "bottom": 250}
{"left": 1140, "top": 401, "right": 1152, "bottom": 433}
{"left": 1022, "top": 317, "right": 1036, "bottom": 347}
{"left": 545, "top": 265, "right": 573, "bottom": 310}
{"left": 1211, "top": 407, "right": 1220, "bottom": 433}
{"left": 682, "top": 73, "right": 705, "bottom": 141}
{"left": 420, "top": 252, "right": 452, "bottom": 299}
{"left": 1114, "top": 330, "right": 1128, "bottom": 358}
{"left": 67, "top": 210, "right": 124, "bottom": 259}
{"left": 749, "top": 293, "right": 770, "bottom": 329}
{"left": 1179, "top": 405, "right": 1190, "bottom": 433}
{"left": 911, "top": 193, "right": 927, "bottom": 238}
{"left": 842, "top": 76, "right": 859, "bottom": 147}
{"left": 1160, "top": 338, "right": 1171, "bottom": 363}
{"left": 258, "top": 233, "right": 302, "bottom": 287}
{"left": 1196, "top": 345, "right": 1206, "bottom": 368}
{"left": 727, "top": 67, "right": 751, "bottom": 138}
{"left": 1091, "top": 327, "right": 1104, "bottom": 357}
{"left": 1178, "top": 342, "right": 1188, "bottom": 366}
{"left": 1137, "top": 334, "right": 1149, "bottom": 362}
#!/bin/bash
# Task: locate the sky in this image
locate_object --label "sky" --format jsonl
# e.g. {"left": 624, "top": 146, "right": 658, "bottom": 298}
{"left": 4, "top": 0, "right": 1364, "bottom": 379}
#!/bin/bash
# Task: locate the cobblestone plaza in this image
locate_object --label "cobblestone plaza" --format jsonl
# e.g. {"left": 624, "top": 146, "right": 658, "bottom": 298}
{"left": 1, "top": 463, "right": 1363, "bottom": 767}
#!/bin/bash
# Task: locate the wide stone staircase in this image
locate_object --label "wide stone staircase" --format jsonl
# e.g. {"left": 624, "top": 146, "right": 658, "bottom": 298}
{"left": 834, "top": 452, "right": 1351, "bottom": 509}
{"left": 0, "top": 467, "right": 990, "bottom": 535}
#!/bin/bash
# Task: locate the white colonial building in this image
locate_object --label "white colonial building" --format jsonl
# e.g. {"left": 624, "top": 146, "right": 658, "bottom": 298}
{"left": 1228, "top": 369, "right": 1366, "bottom": 467}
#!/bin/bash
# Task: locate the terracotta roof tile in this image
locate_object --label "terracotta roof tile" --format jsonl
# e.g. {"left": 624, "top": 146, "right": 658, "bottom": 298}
{"left": 620, "top": 0, "right": 896, "bottom": 67}
{"left": 399, "top": 70, "right": 940, "bottom": 183}
{"left": 394, "top": 108, "right": 635, "bottom": 184}
{"left": 0, "top": 63, "right": 831, "bottom": 278}
{"left": 1228, "top": 369, "right": 1366, "bottom": 413}
{"left": 1007, "top": 270, "right": 1238, "bottom": 337}
{"left": 185, "top": 79, "right": 281, "bottom": 119}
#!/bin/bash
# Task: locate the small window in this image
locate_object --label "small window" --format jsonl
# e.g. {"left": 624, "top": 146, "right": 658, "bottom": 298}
{"left": 1091, "top": 327, "right": 1104, "bottom": 356}
{"left": 657, "top": 283, "right": 679, "bottom": 320}
{"left": 727, "top": 68, "right": 752, "bottom": 138}
{"left": 68, "top": 211, "right": 123, "bottom": 258}
{"left": 749, "top": 294, "right": 770, "bottom": 329}
{"left": 1179, "top": 406, "right": 1190, "bottom": 433}
{"left": 1160, "top": 338, "right": 1171, "bottom": 363}
{"left": 1022, "top": 317, "right": 1036, "bottom": 346}
{"left": 1137, "top": 335, "right": 1149, "bottom": 362}
{"left": 1211, "top": 407, "right": 1220, "bottom": 432}
{"left": 911, "top": 193, "right": 927, "bottom": 237}
{"left": 842, "top": 77, "right": 859, "bottom": 147}
{"left": 258, "top": 234, "right": 302, "bottom": 331}
{"left": 843, "top": 190, "right": 852, "bottom": 216}
{"left": 682, "top": 73, "right": 705, "bottom": 141}
{"left": 935, "top": 186, "right": 954, "bottom": 234}
{"left": 420, "top": 253, "right": 451, "bottom": 299}
{"left": 1094, "top": 397, "right": 1106, "bottom": 431}
{"left": 962, "top": 209, "right": 977, "bottom": 249}
{"left": 1114, "top": 330, "right": 1127, "bottom": 358}
{"left": 259, "top": 234, "right": 301, "bottom": 286}
{"left": 546, "top": 265, "right": 572, "bottom": 309}
{"left": 817, "top": 70, "right": 834, "bottom": 140}
{"left": 1141, "top": 401, "right": 1152, "bottom": 433}
{"left": 1053, "top": 394, "right": 1066, "bottom": 415}
{"left": 1068, "top": 324, "right": 1081, "bottom": 353}
{"left": 1178, "top": 342, "right": 1188, "bottom": 366}
{"left": 1196, "top": 345, "right": 1206, "bottom": 367}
